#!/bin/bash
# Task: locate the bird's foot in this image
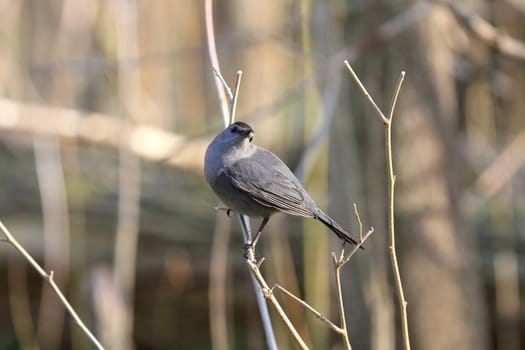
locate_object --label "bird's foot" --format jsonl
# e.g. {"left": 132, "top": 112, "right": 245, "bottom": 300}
{"left": 242, "top": 241, "right": 257, "bottom": 261}
{"left": 243, "top": 241, "right": 254, "bottom": 251}
{"left": 242, "top": 248, "right": 264, "bottom": 267}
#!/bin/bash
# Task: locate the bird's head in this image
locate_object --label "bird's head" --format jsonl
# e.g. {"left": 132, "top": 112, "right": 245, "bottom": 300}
{"left": 204, "top": 121, "right": 257, "bottom": 181}
{"left": 215, "top": 121, "right": 255, "bottom": 150}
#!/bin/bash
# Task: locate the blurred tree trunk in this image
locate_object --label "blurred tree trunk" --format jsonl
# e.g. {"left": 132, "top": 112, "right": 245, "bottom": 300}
{"left": 390, "top": 5, "right": 488, "bottom": 350}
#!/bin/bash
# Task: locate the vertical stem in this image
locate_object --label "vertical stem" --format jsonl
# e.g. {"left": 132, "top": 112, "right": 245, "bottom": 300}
{"left": 385, "top": 71, "right": 410, "bottom": 350}
{"left": 385, "top": 120, "right": 410, "bottom": 350}
{"left": 334, "top": 265, "right": 352, "bottom": 350}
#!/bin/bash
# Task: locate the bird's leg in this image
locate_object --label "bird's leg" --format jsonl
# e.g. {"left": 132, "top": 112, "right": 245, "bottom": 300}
{"left": 241, "top": 217, "right": 269, "bottom": 262}
{"left": 239, "top": 215, "right": 254, "bottom": 259}
{"left": 238, "top": 214, "right": 252, "bottom": 242}
{"left": 246, "top": 217, "right": 269, "bottom": 249}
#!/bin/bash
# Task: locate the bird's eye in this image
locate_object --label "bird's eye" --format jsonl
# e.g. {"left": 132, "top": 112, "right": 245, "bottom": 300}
{"left": 230, "top": 125, "right": 238, "bottom": 133}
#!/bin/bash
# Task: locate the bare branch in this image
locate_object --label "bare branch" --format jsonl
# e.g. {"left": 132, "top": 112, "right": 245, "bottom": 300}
{"left": 333, "top": 258, "right": 352, "bottom": 350}
{"left": 246, "top": 259, "right": 309, "bottom": 350}
{"left": 229, "top": 71, "right": 243, "bottom": 125}
{"left": 212, "top": 67, "right": 234, "bottom": 101}
{"left": 387, "top": 71, "right": 406, "bottom": 123}
{"left": 339, "top": 228, "right": 374, "bottom": 267}
{"left": 344, "top": 60, "right": 388, "bottom": 124}
{"left": 0, "top": 221, "right": 104, "bottom": 350}
{"left": 384, "top": 75, "right": 410, "bottom": 350}
{"left": 329, "top": 202, "right": 375, "bottom": 350}
{"left": 273, "top": 284, "right": 344, "bottom": 335}
{"left": 345, "top": 61, "right": 411, "bottom": 349}
{"left": 353, "top": 203, "right": 363, "bottom": 242}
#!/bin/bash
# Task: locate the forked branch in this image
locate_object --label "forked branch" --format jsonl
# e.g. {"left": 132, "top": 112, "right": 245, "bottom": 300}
{"left": 344, "top": 60, "right": 411, "bottom": 349}
{"left": 271, "top": 204, "right": 373, "bottom": 350}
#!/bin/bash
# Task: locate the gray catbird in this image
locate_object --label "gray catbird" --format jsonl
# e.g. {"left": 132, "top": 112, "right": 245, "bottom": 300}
{"left": 204, "top": 121, "right": 359, "bottom": 247}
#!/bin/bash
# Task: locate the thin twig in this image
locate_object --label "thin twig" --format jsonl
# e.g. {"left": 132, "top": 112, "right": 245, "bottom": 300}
{"left": 244, "top": 224, "right": 373, "bottom": 350}
{"left": 0, "top": 221, "right": 104, "bottom": 350}
{"left": 246, "top": 260, "right": 309, "bottom": 350}
{"left": 344, "top": 60, "right": 388, "bottom": 124}
{"left": 353, "top": 203, "right": 363, "bottom": 242}
{"left": 273, "top": 284, "right": 343, "bottom": 335}
{"left": 211, "top": 69, "right": 242, "bottom": 128}
{"left": 345, "top": 61, "right": 411, "bottom": 349}
{"left": 237, "top": 217, "right": 280, "bottom": 350}
{"left": 339, "top": 228, "right": 374, "bottom": 267}
{"left": 333, "top": 259, "right": 352, "bottom": 350}
{"left": 330, "top": 226, "right": 374, "bottom": 350}
{"left": 229, "top": 71, "right": 243, "bottom": 125}
{"left": 388, "top": 72, "right": 405, "bottom": 123}
{"left": 212, "top": 67, "right": 234, "bottom": 101}
{"left": 238, "top": 215, "right": 307, "bottom": 349}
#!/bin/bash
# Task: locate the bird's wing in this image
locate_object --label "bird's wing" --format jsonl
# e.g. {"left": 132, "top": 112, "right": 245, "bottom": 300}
{"left": 226, "top": 150, "right": 315, "bottom": 218}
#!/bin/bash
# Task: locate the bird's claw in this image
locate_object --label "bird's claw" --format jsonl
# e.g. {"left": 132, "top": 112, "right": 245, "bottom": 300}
{"left": 243, "top": 241, "right": 253, "bottom": 252}
{"left": 242, "top": 241, "right": 256, "bottom": 260}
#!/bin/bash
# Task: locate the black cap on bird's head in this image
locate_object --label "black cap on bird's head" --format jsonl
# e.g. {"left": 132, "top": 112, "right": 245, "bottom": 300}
{"left": 229, "top": 121, "right": 254, "bottom": 142}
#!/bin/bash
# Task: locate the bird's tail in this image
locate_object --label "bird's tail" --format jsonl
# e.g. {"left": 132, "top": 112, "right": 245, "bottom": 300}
{"left": 316, "top": 211, "right": 362, "bottom": 248}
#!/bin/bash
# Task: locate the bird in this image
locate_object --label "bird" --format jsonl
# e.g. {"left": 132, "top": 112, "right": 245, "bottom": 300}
{"left": 204, "top": 121, "right": 359, "bottom": 248}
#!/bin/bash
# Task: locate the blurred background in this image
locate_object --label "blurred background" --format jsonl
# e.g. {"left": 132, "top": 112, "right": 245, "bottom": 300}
{"left": 0, "top": 0, "right": 524, "bottom": 349}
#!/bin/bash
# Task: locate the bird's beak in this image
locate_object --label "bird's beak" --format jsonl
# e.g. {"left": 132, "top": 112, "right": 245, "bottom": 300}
{"left": 238, "top": 126, "right": 254, "bottom": 141}
{"left": 239, "top": 127, "right": 252, "bottom": 136}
